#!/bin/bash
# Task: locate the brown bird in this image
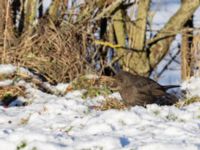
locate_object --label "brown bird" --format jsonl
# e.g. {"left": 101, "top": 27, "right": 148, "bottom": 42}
{"left": 114, "top": 71, "right": 179, "bottom": 107}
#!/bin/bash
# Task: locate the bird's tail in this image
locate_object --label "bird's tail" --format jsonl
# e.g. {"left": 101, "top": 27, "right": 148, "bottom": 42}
{"left": 156, "top": 93, "right": 179, "bottom": 106}
{"left": 163, "top": 85, "right": 180, "bottom": 90}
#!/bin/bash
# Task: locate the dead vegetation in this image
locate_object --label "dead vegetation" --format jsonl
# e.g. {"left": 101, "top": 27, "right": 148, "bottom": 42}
{"left": 70, "top": 75, "right": 117, "bottom": 98}
{"left": 0, "top": 85, "right": 26, "bottom": 106}
{"left": 2, "top": 19, "right": 91, "bottom": 83}
{"left": 93, "top": 97, "right": 127, "bottom": 111}
{"left": 0, "top": 0, "right": 100, "bottom": 83}
{"left": 175, "top": 96, "right": 200, "bottom": 108}
{"left": 0, "top": 85, "right": 25, "bottom": 99}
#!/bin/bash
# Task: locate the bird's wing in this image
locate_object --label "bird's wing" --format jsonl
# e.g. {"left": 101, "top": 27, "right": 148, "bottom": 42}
{"left": 132, "top": 76, "right": 162, "bottom": 89}
{"left": 136, "top": 88, "right": 157, "bottom": 104}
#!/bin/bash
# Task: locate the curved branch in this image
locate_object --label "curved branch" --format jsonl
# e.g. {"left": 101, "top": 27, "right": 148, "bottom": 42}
{"left": 149, "top": 0, "right": 200, "bottom": 69}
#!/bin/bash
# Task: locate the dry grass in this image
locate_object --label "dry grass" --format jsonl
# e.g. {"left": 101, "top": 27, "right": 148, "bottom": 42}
{"left": 0, "top": 1, "right": 118, "bottom": 83}
{"left": 92, "top": 97, "right": 127, "bottom": 111}
{"left": 1, "top": 18, "right": 92, "bottom": 83}
{"left": 0, "top": 85, "right": 25, "bottom": 99}
{"left": 70, "top": 75, "right": 117, "bottom": 98}
{"left": 175, "top": 96, "right": 200, "bottom": 107}
{"left": 0, "top": 85, "right": 26, "bottom": 106}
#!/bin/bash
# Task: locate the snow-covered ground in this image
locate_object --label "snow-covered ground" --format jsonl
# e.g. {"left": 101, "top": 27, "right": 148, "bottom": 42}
{"left": 0, "top": 65, "right": 200, "bottom": 150}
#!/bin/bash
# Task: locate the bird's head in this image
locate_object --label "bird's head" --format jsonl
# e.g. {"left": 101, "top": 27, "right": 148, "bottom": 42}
{"left": 113, "top": 71, "right": 135, "bottom": 87}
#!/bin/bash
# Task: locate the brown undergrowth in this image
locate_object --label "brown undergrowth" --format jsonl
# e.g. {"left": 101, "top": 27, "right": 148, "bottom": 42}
{"left": 0, "top": 85, "right": 26, "bottom": 106}
{"left": 0, "top": 1, "right": 116, "bottom": 84}
{"left": 69, "top": 75, "right": 117, "bottom": 98}
{"left": 0, "top": 18, "right": 93, "bottom": 83}
{"left": 69, "top": 75, "right": 127, "bottom": 110}
{"left": 0, "top": 85, "right": 25, "bottom": 100}
{"left": 93, "top": 97, "right": 127, "bottom": 111}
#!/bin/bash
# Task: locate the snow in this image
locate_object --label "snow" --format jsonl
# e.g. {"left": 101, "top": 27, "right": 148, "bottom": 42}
{"left": 0, "top": 64, "right": 16, "bottom": 75}
{"left": 1, "top": 65, "right": 200, "bottom": 150}
{"left": 0, "top": 80, "right": 14, "bottom": 87}
{"left": 182, "top": 77, "right": 200, "bottom": 97}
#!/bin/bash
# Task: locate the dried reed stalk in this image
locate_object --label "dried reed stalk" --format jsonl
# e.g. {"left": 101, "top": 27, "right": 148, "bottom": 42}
{"left": 3, "top": 18, "right": 92, "bottom": 83}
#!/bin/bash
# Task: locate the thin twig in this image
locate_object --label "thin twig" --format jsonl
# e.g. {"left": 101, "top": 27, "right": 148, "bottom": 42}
{"left": 93, "top": 0, "right": 128, "bottom": 21}
{"left": 2, "top": 1, "right": 10, "bottom": 63}
{"left": 157, "top": 49, "right": 180, "bottom": 78}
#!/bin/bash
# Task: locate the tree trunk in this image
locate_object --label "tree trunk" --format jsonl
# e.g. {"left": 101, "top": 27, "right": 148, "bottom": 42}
{"left": 114, "top": 0, "right": 151, "bottom": 75}
{"left": 0, "top": 0, "right": 6, "bottom": 40}
{"left": 112, "top": 9, "right": 129, "bottom": 70}
{"left": 129, "top": 0, "right": 150, "bottom": 51}
{"left": 114, "top": 0, "right": 200, "bottom": 76}
{"left": 1, "top": 0, "right": 16, "bottom": 63}
{"left": 191, "top": 34, "right": 200, "bottom": 77}
{"left": 149, "top": 0, "right": 200, "bottom": 71}
{"left": 181, "top": 16, "right": 193, "bottom": 80}
{"left": 24, "top": 0, "right": 38, "bottom": 30}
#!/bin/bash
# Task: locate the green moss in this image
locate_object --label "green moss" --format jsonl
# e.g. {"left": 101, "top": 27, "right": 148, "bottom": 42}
{"left": 31, "top": 147, "right": 37, "bottom": 150}
{"left": 152, "top": 110, "right": 160, "bottom": 116}
{"left": 166, "top": 113, "right": 178, "bottom": 121}
{"left": 16, "top": 141, "right": 27, "bottom": 150}
{"left": 72, "top": 76, "right": 112, "bottom": 98}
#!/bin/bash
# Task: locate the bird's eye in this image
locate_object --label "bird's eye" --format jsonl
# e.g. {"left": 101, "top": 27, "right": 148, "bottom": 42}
{"left": 119, "top": 77, "right": 123, "bottom": 83}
